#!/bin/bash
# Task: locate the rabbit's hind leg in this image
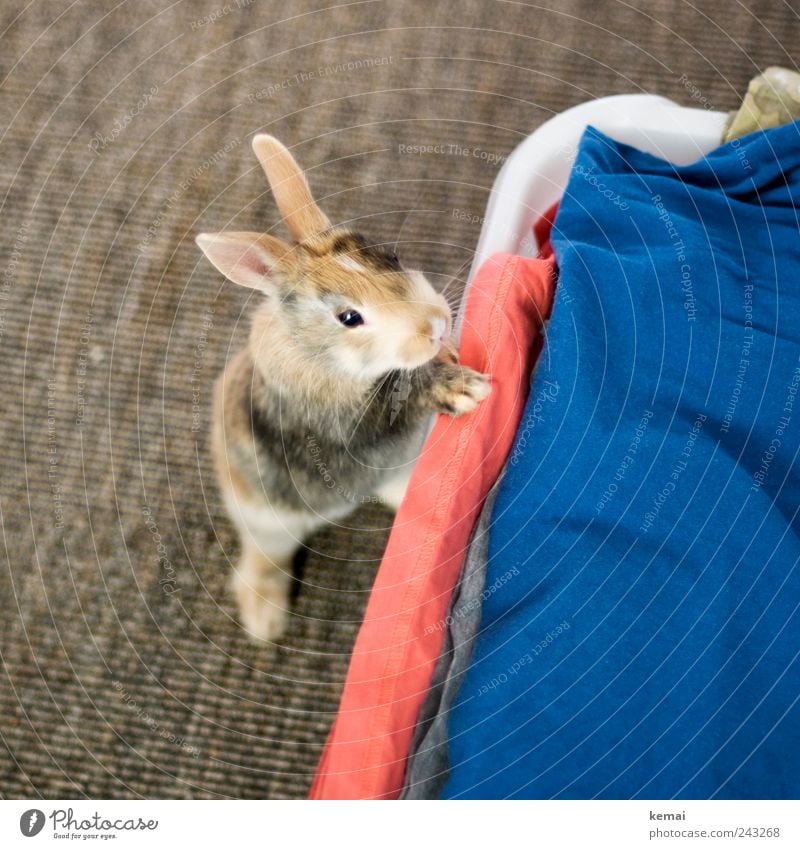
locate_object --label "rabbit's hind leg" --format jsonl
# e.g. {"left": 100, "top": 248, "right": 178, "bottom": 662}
{"left": 227, "top": 494, "right": 322, "bottom": 642}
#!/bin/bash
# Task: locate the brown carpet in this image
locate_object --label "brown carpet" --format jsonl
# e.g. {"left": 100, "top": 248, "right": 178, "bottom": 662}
{"left": 1, "top": 0, "right": 798, "bottom": 800}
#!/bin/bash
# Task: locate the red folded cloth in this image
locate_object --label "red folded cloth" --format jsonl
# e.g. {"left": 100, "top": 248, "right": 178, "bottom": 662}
{"left": 311, "top": 218, "right": 558, "bottom": 800}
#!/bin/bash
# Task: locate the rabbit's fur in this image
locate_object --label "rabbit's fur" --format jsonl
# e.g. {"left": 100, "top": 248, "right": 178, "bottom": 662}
{"left": 197, "top": 136, "right": 490, "bottom": 641}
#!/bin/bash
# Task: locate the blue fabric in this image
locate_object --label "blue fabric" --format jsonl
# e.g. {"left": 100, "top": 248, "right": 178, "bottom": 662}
{"left": 441, "top": 122, "right": 800, "bottom": 799}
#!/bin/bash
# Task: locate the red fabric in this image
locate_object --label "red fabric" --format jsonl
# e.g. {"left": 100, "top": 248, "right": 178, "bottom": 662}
{"left": 311, "top": 227, "right": 557, "bottom": 800}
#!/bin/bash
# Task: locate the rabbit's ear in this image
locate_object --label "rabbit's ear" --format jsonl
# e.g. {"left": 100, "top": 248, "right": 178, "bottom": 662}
{"left": 252, "top": 135, "right": 331, "bottom": 241}
{"left": 195, "top": 231, "right": 289, "bottom": 292}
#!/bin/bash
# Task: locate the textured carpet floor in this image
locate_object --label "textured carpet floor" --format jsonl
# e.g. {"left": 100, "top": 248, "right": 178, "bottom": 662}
{"left": 1, "top": 0, "right": 798, "bottom": 800}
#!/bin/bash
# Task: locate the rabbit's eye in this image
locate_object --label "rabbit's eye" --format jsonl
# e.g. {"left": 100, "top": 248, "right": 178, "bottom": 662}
{"left": 337, "top": 309, "right": 365, "bottom": 328}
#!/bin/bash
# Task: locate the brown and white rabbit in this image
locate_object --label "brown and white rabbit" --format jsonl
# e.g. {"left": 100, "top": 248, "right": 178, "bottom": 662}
{"left": 196, "top": 136, "right": 490, "bottom": 641}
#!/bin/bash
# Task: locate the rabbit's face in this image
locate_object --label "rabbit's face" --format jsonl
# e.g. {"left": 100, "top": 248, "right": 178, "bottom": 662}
{"left": 286, "top": 230, "right": 451, "bottom": 379}
{"left": 196, "top": 134, "right": 451, "bottom": 381}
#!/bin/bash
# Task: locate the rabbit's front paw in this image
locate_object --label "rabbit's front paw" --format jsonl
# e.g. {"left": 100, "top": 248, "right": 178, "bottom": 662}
{"left": 432, "top": 364, "right": 491, "bottom": 417}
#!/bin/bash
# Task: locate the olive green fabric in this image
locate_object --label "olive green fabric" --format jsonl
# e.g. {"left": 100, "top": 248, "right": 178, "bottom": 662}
{"left": 724, "top": 66, "right": 800, "bottom": 141}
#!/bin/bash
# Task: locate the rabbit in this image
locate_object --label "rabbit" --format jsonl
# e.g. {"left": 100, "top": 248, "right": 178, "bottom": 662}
{"left": 196, "top": 135, "right": 491, "bottom": 641}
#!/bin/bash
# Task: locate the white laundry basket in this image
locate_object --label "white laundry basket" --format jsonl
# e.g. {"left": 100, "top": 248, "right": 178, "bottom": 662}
{"left": 465, "top": 94, "right": 728, "bottom": 289}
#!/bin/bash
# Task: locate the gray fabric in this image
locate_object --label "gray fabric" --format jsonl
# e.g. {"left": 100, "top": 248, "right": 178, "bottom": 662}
{"left": 401, "top": 478, "right": 503, "bottom": 799}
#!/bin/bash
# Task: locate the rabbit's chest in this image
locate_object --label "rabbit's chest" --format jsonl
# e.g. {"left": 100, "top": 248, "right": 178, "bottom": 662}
{"left": 245, "top": 399, "right": 423, "bottom": 513}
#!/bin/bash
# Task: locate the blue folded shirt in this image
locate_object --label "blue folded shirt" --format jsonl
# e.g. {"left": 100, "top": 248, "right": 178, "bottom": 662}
{"left": 442, "top": 121, "right": 800, "bottom": 799}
